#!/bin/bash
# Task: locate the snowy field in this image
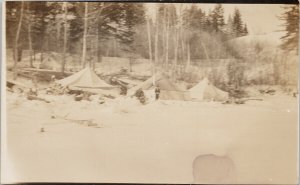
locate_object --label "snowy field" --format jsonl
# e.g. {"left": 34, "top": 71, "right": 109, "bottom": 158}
{"left": 3, "top": 92, "right": 298, "bottom": 184}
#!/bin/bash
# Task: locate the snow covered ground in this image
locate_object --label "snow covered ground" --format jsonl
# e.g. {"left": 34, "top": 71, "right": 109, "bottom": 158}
{"left": 2, "top": 92, "right": 298, "bottom": 184}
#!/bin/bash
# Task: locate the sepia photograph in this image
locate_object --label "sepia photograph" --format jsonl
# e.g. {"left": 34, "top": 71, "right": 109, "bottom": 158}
{"left": 1, "top": 1, "right": 299, "bottom": 184}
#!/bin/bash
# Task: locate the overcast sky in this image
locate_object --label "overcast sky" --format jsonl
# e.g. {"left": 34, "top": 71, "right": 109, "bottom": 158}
{"left": 146, "top": 3, "right": 286, "bottom": 35}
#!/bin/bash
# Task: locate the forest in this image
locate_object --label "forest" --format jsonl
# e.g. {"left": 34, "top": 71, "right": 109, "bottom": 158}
{"left": 5, "top": 2, "right": 299, "bottom": 89}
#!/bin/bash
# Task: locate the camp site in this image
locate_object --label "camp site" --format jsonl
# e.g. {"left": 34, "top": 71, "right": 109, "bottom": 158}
{"left": 2, "top": 2, "right": 299, "bottom": 184}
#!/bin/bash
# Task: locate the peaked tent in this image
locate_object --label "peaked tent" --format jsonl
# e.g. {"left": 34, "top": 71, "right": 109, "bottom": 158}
{"left": 56, "top": 67, "right": 115, "bottom": 90}
{"left": 128, "top": 74, "right": 188, "bottom": 100}
{"left": 39, "top": 55, "right": 61, "bottom": 71}
{"left": 189, "top": 78, "right": 228, "bottom": 101}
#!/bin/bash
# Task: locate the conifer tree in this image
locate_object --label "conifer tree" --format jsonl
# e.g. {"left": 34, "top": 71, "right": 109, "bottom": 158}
{"left": 232, "top": 8, "right": 244, "bottom": 37}
{"left": 242, "top": 23, "right": 248, "bottom": 36}
{"left": 211, "top": 4, "right": 225, "bottom": 32}
{"left": 279, "top": 5, "right": 299, "bottom": 53}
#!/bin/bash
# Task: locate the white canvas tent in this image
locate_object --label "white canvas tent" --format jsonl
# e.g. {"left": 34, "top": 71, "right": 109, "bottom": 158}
{"left": 189, "top": 78, "right": 228, "bottom": 101}
{"left": 56, "top": 67, "right": 115, "bottom": 91}
{"left": 128, "top": 74, "right": 188, "bottom": 100}
{"left": 39, "top": 55, "right": 61, "bottom": 71}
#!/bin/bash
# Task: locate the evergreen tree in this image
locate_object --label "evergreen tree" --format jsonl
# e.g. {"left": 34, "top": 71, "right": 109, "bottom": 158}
{"left": 159, "top": 4, "right": 177, "bottom": 27}
{"left": 6, "top": 2, "right": 22, "bottom": 48}
{"left": 279, "top": 5, "right": 299, "bottom": 53}
{"left": 242, "top": 23, "right": 248, "bottom": 36}
{"left": 67, "top": 3, "right": 84, "bottom": 54}
{"left": 210, "top": 4, "right": 225, "bottom": 32}
{"left": 6, "top": 1, "right": 25, "bottom": 79}
{"left": 182, "top": 5, "right": 205, "bottom": 30}
{"left": 25, "top": 2, "right": 49, "bottom": 51}
{"left": 120, "top": 3, "right": 146, "bottom": 48}
{"left": 225, "top": 14, "right": 234, "bottom": 38}
{"left": 232, "top": 8, "right": 244, "bottom": 37}
{"left": 45, "top": 2, "right": 76, "bottom": 53}
{"left": 64, "top": 2, "right": 146, "bottom": 62}
{"left": 204, "top": 9, "right": 213, "bottom": 31}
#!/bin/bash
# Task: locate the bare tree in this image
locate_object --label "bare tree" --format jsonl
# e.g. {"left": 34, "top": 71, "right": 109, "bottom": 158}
{"left": 26, "top": 2, "right": 33, "bottom": 68}
{"left": 13, "top": 1, "right": 25, "bottom": 80}
{"left": 81, "top": 2, "right": 88, "bottom": 68}
{"left": 173, "top": 29, "right": 179, "bottom": 81}
{"left": 179, "top": 5, "right": 186, "bottom": 76}
{"left": 161, "top": 6, "right": 167, "bottom": 67}
{"left": 186, "top": 41, "right": 191, "bottom": 71}
{"left": 154, "top": 5, "right": 159, "bottom": 68}
{"left": 61, "top": 2, "right": 68, "bottom": 74}
{"left": 147, "top": 17, "right": 153, "bottom": 76}
{"left": 165, "top": 9, "right": 170, "bottom": 68}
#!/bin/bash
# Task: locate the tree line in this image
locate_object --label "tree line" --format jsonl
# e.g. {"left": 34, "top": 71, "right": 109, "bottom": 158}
{"left": 6, "top": 2, "right": 298, "bottom": 87}
{"left": 6, "top": 2, "right": 145, "bottom": 75}
{"left": 6, "top": 3, "right": 249, "bottom": 71}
